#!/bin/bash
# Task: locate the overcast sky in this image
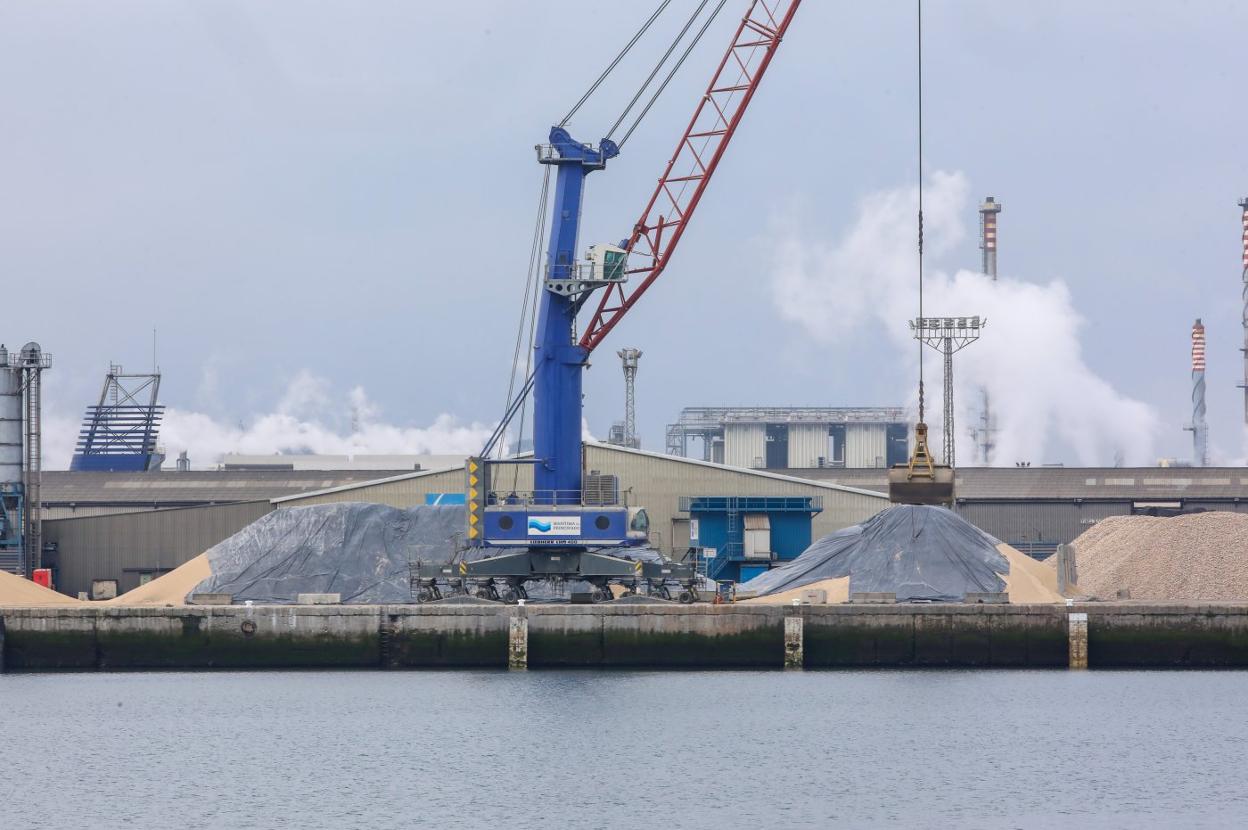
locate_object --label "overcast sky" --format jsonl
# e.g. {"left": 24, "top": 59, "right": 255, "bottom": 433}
{"left": 3, "top": 1, "right": 1246, "bottom": 467}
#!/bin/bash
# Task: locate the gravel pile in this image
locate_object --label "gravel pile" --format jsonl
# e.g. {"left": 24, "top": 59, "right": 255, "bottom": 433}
{"left": 1072, "top": 512, "right": 1248, "bottom": 601}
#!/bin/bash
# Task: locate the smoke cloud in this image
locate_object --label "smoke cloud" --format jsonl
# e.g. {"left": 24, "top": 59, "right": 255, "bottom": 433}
{"left": 42, "top": 370, "right": 493, "bottom": 470}
{"left": 770, "top": 171, "right": 1160, "bottom": 466}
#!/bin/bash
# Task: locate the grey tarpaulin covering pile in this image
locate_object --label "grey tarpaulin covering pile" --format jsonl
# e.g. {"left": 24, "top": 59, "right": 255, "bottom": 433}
{"left": 740, "top": 505, "right": 1008, "bottom": 601}
{"left": 189, "top": 502, "right": 665, "bottom": 604}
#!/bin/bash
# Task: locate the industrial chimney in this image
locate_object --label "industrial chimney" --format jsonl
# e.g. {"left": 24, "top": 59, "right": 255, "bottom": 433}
{"left": 1239, "top": 197, "right": 1248, "bottom": 425}
{"left": 979, "top": 196, "right": 1001, "bottom": 280}
{"left": 1188, "top": 319, "right": 1208, "bottom": 467}
{"left": 973, "top": 196, "right": 1002, "bottom": 465}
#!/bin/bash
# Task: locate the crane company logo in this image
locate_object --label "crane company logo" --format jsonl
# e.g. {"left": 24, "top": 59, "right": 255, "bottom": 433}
{"left": 527, "top": 516, "right": 582, "bottom": 536}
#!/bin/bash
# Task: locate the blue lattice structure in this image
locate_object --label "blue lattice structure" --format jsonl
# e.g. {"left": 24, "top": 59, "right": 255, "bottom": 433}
{"left": 70, "top": 365, "right": 165, "bottom": 472}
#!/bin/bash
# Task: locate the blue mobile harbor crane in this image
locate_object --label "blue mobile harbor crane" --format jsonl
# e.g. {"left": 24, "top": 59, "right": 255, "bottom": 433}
{"left": 415, "top": 1, "right": 803, "bottom": 603}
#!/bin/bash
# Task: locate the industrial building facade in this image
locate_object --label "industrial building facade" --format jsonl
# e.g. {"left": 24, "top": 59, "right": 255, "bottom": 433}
{"left": 43, "top": 443, "right": 889, "bottom": 597}
{"left": 36, "top": 451, "right": 1248, "bottom": 598}
{"left": 666, "top": 407, "right": 909, "bottom": 469}
{"left": 789, "top": 466, "right": 1248, "bottom": 557}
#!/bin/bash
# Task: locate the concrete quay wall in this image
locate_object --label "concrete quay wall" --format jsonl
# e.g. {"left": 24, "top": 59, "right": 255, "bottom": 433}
{"left": 2, "top": 603, "right": 1248, "bottom": 671}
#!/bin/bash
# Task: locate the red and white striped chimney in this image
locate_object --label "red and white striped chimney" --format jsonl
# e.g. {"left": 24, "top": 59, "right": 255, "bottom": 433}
{"left": 1240, "top": 198, "right": 1248, "bottom": 425}
{"left": 1191, "top": 318, "right": 1207, "bottom": 466}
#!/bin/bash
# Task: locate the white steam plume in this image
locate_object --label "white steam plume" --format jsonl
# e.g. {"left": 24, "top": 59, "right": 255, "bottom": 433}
{"left": 42, "top": 370, "right": 494, "bottom": 470}
{"left": 770, "top": 172, "right": 1160, "bottom": 466}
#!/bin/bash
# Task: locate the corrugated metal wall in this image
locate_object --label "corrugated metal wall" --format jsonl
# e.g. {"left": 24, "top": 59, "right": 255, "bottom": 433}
{"left": 960, "top": 499, "right": 1248, "bottom": 549}
{"left": 845, "top": 424, "right": 887, "bottom": 468}
{"left": 723, "top": 424, "right": 765, "bottom": 469}
{"left": 787, "top": 424, "right": 828, "bottom": 468}
{"left": 279, "top": 447, "right": 888, "bottom": 558}
{"left": 45, "top": 501, "right": 273, "bottom": 596}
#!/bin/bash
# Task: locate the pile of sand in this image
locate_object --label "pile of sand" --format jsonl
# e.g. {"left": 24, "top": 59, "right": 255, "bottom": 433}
{"left": 1071, "top": 512, "right": 1248, "bottom": 601}
{"left": 997, "top": 543, "right": 1070, "bottom": 603}
{"left": 104, "top": 554, "right": 211, "bottom": 606}
{"left": 0, "top": 554, "right": 211, "bottom": 608}
{"left": 0, "top": 570, "right": 83, "bottom": 607}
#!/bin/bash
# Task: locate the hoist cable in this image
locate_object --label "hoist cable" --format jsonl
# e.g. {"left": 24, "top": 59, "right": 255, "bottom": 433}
{"left": 617, "top": 0, "right": 730, "bottom": 149}
{"left": 607, "top": 0, "right": 713, "bottom": 142}
{"left": 559, "top": 0, "right": 672, "bottom": 127}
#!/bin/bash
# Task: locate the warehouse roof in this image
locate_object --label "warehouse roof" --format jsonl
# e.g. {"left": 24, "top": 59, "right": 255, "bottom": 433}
{"left": 41, "top": 470, "right": 413, "bottom": 510}
{"left": 270, "top": 442, "right": 892, "bottom": 504}
{"left": 783, "top": 466, "right": 1248, "bottom": 500}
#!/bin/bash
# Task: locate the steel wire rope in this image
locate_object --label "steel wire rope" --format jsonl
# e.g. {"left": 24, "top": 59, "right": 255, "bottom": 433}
{"left": 498, "top": 165, "right": 553, "bottom": 462}
{"left": 607, "top": 0, "right": 714, "bottom": 142}
{"left": 916, "top": 0, "right": 926, "bottom": 424}
{"left": 560, "top": 0, "right": 673, "bottom": 128}
{"left": 510, "top": 213, "right": 548, "bottom": 491}
{"left": 616, "top": 0, "right": 730, "bottom": 150}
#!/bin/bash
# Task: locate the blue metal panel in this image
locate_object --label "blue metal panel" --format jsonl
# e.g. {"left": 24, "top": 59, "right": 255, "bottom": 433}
{"left": 739, "top": 564, "right": 770, "bottom": 583}
{"left": 686, "top": 496, "right": 821, "bottom": 581}
{"left": 425, "top": 493, "right": 467, "bottom": 506}
{"left": 70, "top": 454, "right": 153, "bottom": 472}
{"left": 769, "top": 512, "right": 814, "bottom": 560}
{"left": 482, "top": 506, "right": 635, "bottom": 547}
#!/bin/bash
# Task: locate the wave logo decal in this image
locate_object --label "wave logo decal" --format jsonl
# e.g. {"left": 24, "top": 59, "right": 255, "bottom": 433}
{"left": 527, "top": 515, "right": 582, "bottom": 536}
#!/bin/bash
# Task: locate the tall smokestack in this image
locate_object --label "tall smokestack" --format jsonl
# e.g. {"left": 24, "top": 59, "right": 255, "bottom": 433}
{"left": 979, "top": 196, "right": 1001, "bottom": 280}
{"left": 1240, "top": 197, "right": 1248, "bottom": 424}
{"left": 1190, "top": 318, "right": 1208, "bottom": 467}
{"left": 975, "top": 196, "right": 1002, "bottom": 465}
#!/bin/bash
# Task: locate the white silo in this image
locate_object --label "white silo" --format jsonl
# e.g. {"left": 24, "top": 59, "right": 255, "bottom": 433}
{"left": 0, "top": 345, "right": 22, "bottom": 487}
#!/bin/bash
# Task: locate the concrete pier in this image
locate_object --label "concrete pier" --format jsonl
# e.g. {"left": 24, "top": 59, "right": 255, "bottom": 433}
{"left": 3, "top": 602, "right": 1248, "bottom": 671}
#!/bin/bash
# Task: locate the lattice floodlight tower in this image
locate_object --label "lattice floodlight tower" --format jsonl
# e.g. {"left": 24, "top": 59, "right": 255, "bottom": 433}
{"left": 0, "top": 342, "right": 51, "bottom": 576}
{"left": 70, "top": 364, "right": 165, "bottom": 472}
{"left": 617, "top": 348, "right": 642, "bottom": 449}
{"left": 910, "top": 316, "right": 984, "bottom": 467}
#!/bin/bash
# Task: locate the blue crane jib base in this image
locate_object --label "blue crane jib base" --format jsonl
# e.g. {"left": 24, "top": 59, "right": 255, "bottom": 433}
{"left": 532, "top": 127, "right": 617, "bottom": 504}
{"left": 471, "top": 128, "right": 633, "bottom": 550}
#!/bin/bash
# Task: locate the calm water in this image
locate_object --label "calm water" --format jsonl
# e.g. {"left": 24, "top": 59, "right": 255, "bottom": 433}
{"left": 2, "top": 670, "right": 1246, "bottom": 829}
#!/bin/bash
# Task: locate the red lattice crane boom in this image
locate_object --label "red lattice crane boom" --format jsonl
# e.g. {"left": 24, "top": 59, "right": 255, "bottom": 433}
{"left": 578, "top": 0, "right": 802, "bottom": 352}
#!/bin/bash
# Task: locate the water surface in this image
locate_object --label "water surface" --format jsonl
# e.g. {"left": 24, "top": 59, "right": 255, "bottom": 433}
{"left": 2, "top": 670, "right": 1245, "bottom": 829}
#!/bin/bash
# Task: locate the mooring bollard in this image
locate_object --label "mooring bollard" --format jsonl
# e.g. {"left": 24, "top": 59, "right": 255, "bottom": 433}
{"left": 1068, "top": 611, "right": 1088, "bottom": 669}
{"left": 508, "top": 606, "right": 528, "bottom": 670}
{"left": 783, "top": 607, "right": 804, "bottom": 670}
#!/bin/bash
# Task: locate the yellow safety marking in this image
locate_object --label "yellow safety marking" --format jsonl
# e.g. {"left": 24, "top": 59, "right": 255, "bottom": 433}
{"left": 634, "top": 560, "right": 643, "bottom": 573}
{"left": 469, "top": 487, "right": 478, "bottom": 500}
{"left": 469, "top": 474, "right": 478, "bottom": 487}
{"left": 459, "top": 561, "right": 468, "bottom": 574}
{"left": 469, "top": 514, "right": 479, "bottom": 526}
{"left": 469, "top": 460, "right": 479, "bottom": 474}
